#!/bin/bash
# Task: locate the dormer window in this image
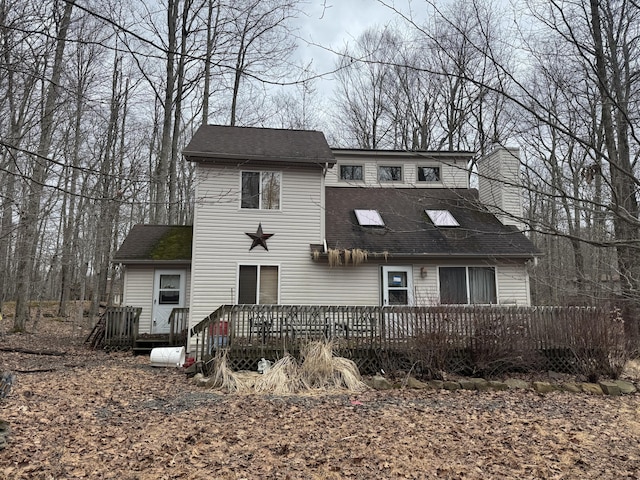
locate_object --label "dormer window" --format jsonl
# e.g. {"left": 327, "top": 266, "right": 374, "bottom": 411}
{"left": 241, "top": 171, "right": 281, "bottom": 209}
{"left": 355, "top": 209, "right": 385, "bottom": 226}
{"left": 378, "top": 165, "right": 402, "bottom": 182}
{"left": 418, "top": 166, "right": 441, "bottom": 182}
{"left": 340, "top": 164, "right": 363, "bottom": 181}
{"left": 426, "top": 209, "right": 459, "bottom": 227}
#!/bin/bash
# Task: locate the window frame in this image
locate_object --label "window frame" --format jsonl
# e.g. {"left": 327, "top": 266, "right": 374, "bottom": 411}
{"left": 339, "top": 164, "right": 364, "bottom": 182}
{"left": 240, "top": 170, "right": 282, "bottom": 210}
{"left": 438, "top": 266, "right": 497, "bottom": 305}
{"left": 237, "top": 264, "right": 280, "bottom": 305}
{"left": 378, "top": 165, "right": 403, "bottom": 182}
{"left": 417, "top": 165, "right": 441, "bottom": 183}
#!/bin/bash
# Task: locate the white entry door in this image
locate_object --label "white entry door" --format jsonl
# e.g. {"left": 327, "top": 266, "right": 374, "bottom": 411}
{"left": 382, "top": 266, "right": 414, "bottom": 306}
{"left": 152, "top": 270, "right": 186, "bottom": 334}
{"left": 382, "top": 266, "right": 415, "bottom": 338}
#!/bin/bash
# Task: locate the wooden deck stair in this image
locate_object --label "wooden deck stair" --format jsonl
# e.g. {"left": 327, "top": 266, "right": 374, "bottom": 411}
{"left": 132, "top": 335, "right": 182, "bottom": 355}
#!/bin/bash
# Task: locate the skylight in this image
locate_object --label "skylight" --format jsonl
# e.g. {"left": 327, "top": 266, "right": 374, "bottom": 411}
{"left": 426, "top": 209, "right": 459, "bottom": 227}
{"left": 355, "top": 209, "right": 385, "bottom": 226}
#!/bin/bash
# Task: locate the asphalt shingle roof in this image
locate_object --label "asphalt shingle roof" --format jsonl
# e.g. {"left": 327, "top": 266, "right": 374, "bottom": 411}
{"left": 324, "top": 187, "right": 539, "bottom": 258}
{"left": 183, "top": 124, "right": 335, "bottom": 166}
{"left": 114, "top": 225, "right": 192, "bottom": 263}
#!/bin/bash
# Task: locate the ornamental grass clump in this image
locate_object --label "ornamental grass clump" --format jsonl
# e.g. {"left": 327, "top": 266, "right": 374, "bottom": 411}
{"left": 210, "top": 349, "right": 248, "bottom": 393}
{"left": 209, "top": 342, "right": 367, "bottom": 394}
{"left": 300, "top": 341, "right": 368, "bottom": 392}
{"left": 254, "top": 355, "right": 303, "bottom": 394}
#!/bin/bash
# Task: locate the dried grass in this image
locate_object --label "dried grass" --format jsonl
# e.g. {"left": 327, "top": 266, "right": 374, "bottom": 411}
{"left": 351, "top": 248, "right": 368, "bottom": 266}
{"left": 300, "top": 341, "right": 336, "bottom": 387}
{"left": 331, "top": 357, "right": 367, "bottom": 391}
{"left": 209, "top": 342, "right": 368, "bottom": 394}
{"left": 327, "top": 248, "right": 342, "bottom": 267}
{"left": 210, "top": 349, "right": 249, "bottom": 393}
{"left": 301, "top": 342, "right": 368, "bottom": 392}
{"left": 254, "top": 355, "right": 303, "bottom": 394}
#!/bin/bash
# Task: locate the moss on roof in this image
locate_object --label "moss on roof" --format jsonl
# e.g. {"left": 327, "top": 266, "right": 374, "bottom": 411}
{"left": 149, "top": 226, "right": 193, "bottom": 260}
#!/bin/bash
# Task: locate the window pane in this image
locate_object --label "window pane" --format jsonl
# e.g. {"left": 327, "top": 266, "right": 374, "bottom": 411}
{"left": 378, "top": 166, "right": 402, "bottom": 181}
{"left": 259, "top": 266, "right": 278, "bottom": 304}
{"left": 388, "top": 290, "right": 408, "bottom": 305}
{"left": 387, "top": 271, "right": 407, "bottom": 287}
{"left": 241, "top": 172, "right": 260, "bottom": 209}
{"left": 355, "top": 209, "right": 384, "bottom": 226}
{"left": 426, "top": 210, "right": 459, "bottom": 227}
{"left": 439, "top": 267, "right": 467, "bottom": 304}
{"left": 261, "top": 172, "right": 280, "bottom": 209}
{"left": 469, "top": 267, "right": 496, "bottom": 304}
{"left": 159, "top": 291, "right": 179, "bottom": 304}
{"left": 238, "top": 266, "right": 257, "bottom": 303}
{"left": 340, "top": 165, "right": 363, "bottom": 180}
{"left": 418, "top": 166, "right": 440, "bottom": 182}
{"left": 160, "top": 275, "right": 180, "bottom": 289}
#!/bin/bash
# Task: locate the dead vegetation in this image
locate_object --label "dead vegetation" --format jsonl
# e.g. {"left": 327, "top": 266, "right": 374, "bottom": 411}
{"left": 203, "top": 342, "right": 368, "bottom": 394}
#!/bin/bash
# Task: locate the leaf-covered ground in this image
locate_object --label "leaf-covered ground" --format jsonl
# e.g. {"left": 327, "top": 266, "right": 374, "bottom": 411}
{"left": 0, "top": 314, "right": 639, "bottom": 479}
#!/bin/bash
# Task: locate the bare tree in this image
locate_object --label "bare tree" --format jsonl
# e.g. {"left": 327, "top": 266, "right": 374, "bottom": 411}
{"left": 13, "top": 0, "right": 75, "bottom": 332}
{"left": 227, "top": 0, "right": 298, "bottom": 126}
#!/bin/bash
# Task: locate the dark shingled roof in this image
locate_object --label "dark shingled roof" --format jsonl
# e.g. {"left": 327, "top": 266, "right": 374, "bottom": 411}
{"left": 324, "top": 187, "right": 539, "bottom": 258}
{"left": 183, "top": 124, "right": 335, "bottom": 166}
{"left": 114, "top": 225, "right": 193, "bottom": 263}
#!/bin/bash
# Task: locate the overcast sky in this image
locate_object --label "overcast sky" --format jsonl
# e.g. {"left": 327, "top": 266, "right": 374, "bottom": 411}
{"left": 290, "top": 1, "right": 417, "bottom": 84}
{"left": 293, "top": 1, "right": 399, "bottom": 71}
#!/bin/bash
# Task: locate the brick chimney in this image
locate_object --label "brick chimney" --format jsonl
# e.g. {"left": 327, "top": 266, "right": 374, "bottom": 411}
{"left": 477, "top": 147, "right": 525, "bottom": 230}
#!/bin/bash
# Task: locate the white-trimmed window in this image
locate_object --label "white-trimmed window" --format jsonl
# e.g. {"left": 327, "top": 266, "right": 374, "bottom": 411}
{"left": 439, "top": 266, "right": 497, "bottom": 304}
{"left": 340, "top": 164, "right": 363, "bottom": 181}
{"left": 378, "top": 165, "right": 402, "bottom": 182}
{"left": 426, "top": 209, "right": 459, "bottom": 227}
{"left": 238, "top": 265, "right": 279, "bottom": 304}
{"left": 241, "top": 171, "right": 281, "bottom": 209}
{"left": 417, "top": 166, "right": 441, "bottom": 182}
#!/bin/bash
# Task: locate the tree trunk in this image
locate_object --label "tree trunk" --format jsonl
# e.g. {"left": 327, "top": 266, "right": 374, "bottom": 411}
{"left": 14, "top": 0, "right": 74, "bottom": 332}
{"left": 589, "top": 0, "right": 640, "bottom": 342}
{"left": 153, "top": 0, "right": 178, "bottom": 224}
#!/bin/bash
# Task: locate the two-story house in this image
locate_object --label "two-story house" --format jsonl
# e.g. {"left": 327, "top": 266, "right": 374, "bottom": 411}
{"left": 114, "top": 125, "right": 538, "bottom": 350}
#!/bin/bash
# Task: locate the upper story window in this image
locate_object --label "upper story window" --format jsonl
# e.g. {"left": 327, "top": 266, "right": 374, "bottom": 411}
{"left": 340, "top": 164, "right": 363, "bottom": 181}
{"left": 241, "top": 171, "right": 281, "bottom": 210}
{"left": 378, "top": 165, "right": 402, "bottom": 182}
{"left": 418, "top": 166, "right": 441, "bottom": 182}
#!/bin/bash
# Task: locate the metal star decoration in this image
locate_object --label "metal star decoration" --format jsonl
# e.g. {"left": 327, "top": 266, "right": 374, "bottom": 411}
{"left": 245, "top": 223, "right": 274, "bottom": 251}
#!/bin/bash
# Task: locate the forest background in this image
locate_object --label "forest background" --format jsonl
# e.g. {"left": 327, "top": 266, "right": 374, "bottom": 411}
{"left": 1, "top": 0, "right": 639, "bottom": 338}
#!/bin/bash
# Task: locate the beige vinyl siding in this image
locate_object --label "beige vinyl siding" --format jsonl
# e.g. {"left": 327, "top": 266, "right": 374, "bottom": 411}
{"left": 478, "top": 148, "right": 524, "bottom": 229}
{"left": 495, "top": 262, "right": 531, "bottom": 305}
{"left": 123, "top": 266, "right": 191, "bottom": 335}
{"left": 326, "top": 159, "right": 469, "bottom": 189}
{"left": 188, "top": 164, "right": 326, "bottom": 341}
{"left": 122, "top": 266, "right": 154, "bottom": 334}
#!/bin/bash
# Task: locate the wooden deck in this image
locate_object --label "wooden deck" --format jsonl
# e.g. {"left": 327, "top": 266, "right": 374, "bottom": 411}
{"left": 86, "top": 306, "right": 188, "bottom": 353}
{"left": 190, "top": 304, "right": 627, "bottom": 374}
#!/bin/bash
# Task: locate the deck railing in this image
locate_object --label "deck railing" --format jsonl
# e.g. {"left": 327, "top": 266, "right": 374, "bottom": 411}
{"left": 168, "top": 307, "right": 189, "bottom": 345}
{"left": 190, "top": 304, "right": 625, "bottom": 366}
{"left": 104, "top": 306, "right": 142, "bottom": 348}
{"left": 102, "top": 306, "right": 188, "bottom": 349}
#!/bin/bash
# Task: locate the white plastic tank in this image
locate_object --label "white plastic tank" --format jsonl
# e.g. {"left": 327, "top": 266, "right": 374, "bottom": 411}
{"left": 150, "top": 347, "right": 186, "bottom": 368}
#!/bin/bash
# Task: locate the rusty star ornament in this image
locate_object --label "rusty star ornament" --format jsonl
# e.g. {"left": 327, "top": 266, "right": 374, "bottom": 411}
{"left": 245, "top": 223, "right": 274, "bottom": 251}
